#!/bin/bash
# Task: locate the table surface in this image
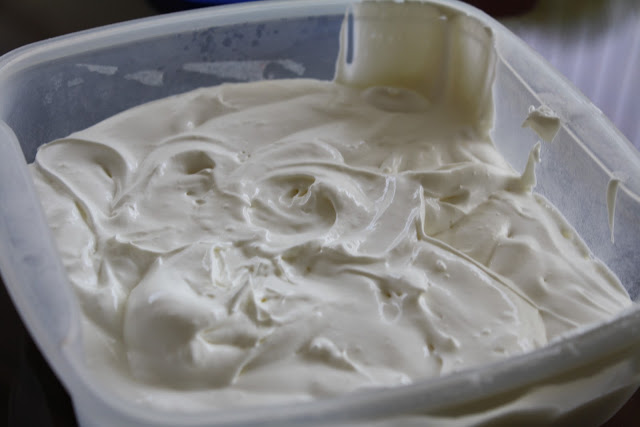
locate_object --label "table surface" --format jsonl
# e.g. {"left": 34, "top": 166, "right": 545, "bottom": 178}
{"left": 0, "top": 1, "right": 638, "bottom": 426}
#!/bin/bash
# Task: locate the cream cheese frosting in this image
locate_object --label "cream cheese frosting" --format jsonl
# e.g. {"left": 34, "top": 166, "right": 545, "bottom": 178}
{"left": 23, "top": 1, "right": 635, "bottom": 416}
{"left": 29, "top": 78, "right": 631, "bottom": 409}
{"left": 522, "top": 104, "right": 561, "bottom": 143}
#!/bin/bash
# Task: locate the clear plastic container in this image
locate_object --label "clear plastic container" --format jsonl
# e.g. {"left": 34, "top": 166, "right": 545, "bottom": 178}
{"left": 0, "top": 1, "right": 639, "bottom": 426}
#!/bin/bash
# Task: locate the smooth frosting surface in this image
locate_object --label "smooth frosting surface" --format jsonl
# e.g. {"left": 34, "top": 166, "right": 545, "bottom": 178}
{"left": 30, "top": 79, "right": 631, "bottom": 409}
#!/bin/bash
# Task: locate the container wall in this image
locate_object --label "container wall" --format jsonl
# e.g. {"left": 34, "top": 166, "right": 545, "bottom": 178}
{"left": 0, "top": 14, "right": 343, "bottom": 163}
{"left": 491, "top": 44, "right": 640, "bottom": 301}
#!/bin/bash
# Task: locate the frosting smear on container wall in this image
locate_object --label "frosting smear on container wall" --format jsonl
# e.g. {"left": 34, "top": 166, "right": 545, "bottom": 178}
{"left": 28, "top": 1, "right": 631, "bottom": 412}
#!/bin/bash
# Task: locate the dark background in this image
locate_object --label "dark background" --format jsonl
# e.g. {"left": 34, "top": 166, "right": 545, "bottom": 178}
{"left": 0, "top": 0, "right": 638, "bottom": 426}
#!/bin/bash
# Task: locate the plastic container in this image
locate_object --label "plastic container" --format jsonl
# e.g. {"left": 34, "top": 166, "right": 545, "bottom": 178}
{"left": 0, "top": 0, "right": 639, "bottom": 425}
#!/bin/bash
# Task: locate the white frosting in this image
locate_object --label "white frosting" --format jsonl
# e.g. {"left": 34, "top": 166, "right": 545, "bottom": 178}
{"left": 607, "top": 178, "right": 621, "bottom": 244}
{"left": 522, "top": 104, "right": 561, "bottom": 143}
{"left": 30, "top": 79, "right": 630, "bottom": 410}
{"left": 606, "top": 174, "right": 630, "bottom": 245}
{"left": 27, "top": 0, "right": 631, "bottom": 416}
